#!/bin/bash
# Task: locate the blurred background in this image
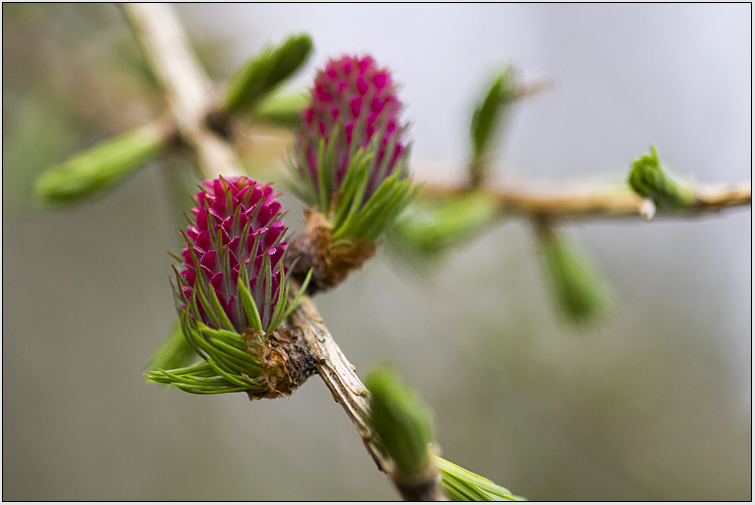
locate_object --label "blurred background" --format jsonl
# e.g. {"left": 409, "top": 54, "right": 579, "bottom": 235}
{"left": 2, "top": 3, "right": 751, "bottom": 501}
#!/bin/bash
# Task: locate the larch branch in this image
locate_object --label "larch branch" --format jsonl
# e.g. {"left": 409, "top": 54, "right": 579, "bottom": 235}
{"left": 419, "top": 179, "right": 751, "bottom": 221}
{"left": 123, "top": 3, "right": 443, "bottom": 501}
{"left": 122, "top": 3, "right": 242, "bottom": 179}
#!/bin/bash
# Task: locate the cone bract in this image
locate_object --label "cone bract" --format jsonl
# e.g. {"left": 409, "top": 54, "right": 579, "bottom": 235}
{"left": 146, "top": 177, "right": 317, "bottom": 397}
{"left": 288, "top": 55, "right": 414, "bottom": 242}
{"left": 177, "top": 176, "right": 288, "bottom": 333}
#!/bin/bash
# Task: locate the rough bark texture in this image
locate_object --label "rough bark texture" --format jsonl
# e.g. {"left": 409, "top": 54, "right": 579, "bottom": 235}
{"left": 288, "top": 209, "right": 377, "bottom": 294}
{"left": 244, "top": 328, "right": 317, "bottom": 400}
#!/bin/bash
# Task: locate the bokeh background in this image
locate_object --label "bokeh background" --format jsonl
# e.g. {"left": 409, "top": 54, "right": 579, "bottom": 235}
{"left": 3, "top": 3, "right": 751, "bottom": 501}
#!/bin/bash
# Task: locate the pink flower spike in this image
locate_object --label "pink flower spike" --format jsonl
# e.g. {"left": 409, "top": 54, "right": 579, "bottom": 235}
{"left": 288, "top": 53, "right": 413, "bottom": 248}
{"left": 174, "top": 176, "right": 289, "bottom": 333}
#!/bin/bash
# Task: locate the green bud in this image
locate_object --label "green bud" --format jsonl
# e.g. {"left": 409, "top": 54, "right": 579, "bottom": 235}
{"left": 145, "top": 319, "right": 197, "bottom": 372}
{"left": 221, "top": 33, "right": 313, "bottom": 115}
{"left": 540, "top": 227, "right": 612, "bottom": 324}
{"left": 470, "top": 67, "right": 516, "bottom": 183}
{"left": 388, "top": 192, "right": 499, "bottom": 267}
{"left": 366, "top": 366, "right": 433, "bottom": 478}
{"left": 35, "top": 121, "right": 170, "bottom": 207}
{"left": 628, "top": 145, "right": 695, "bottom": 209}
{"left": 435, "top": 456, "right": 525, "bottom": 501}
{"left": 252, "top": 91, "right": 308, "bottom": 129}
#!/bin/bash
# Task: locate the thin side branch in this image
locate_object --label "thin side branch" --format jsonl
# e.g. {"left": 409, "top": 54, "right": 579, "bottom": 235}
{"left": 420, "top": 179, "right": 751, "bottom": 221}
{"left": 122, "top": 3, "right": 242, "bottom": 179}
{"left": 694, "top": 182, "right": 752, "bottom": 208}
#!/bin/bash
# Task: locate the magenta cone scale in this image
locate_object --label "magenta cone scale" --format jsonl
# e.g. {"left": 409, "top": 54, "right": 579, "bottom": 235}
{"left": 174, "top": 176, "right": 288, "bottom": 333}
{"left": 295, "top": 55, "right": 410, "bottom": 205}
{"left": 285, "top": 54, "right": 414, "bottom": 291}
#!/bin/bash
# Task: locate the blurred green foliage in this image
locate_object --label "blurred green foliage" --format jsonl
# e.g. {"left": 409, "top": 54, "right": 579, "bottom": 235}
{"left": 435, "top": 456, "right": 523, "bottom": 501}
{"left": 469, "top": 68, "right": 517, "bottom": 184}
{"left": 35, "top": 123, "right": 169, "bottom": 207}
{"left": 539, "top": 227, "right": 612, "bottom": 324}
{"left": 252, "top": 91, "right": 308, "bottom": 129}
{"left": 3, "top": 94, "right": 83, "bottom": 213}
{"left": 3, "top": 3, "right": 158, "bottom": 214}
{"left": 221, "top": 33, "right": 313, "bottom": 115}
{"left": 387, "top": 192, "right": 500, "bottom": 270}
{"left": 628, "top": 145, "right": 695, "bottom": 209}
{"left": 366, "top": 365, "right": 434, "bottom": 478}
